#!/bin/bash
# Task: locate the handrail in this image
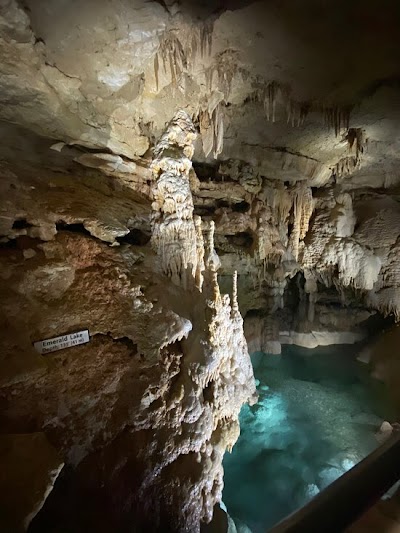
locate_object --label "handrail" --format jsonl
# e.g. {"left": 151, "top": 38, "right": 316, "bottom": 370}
{"left": 268, "top": 431, "right": 400, "bottom": 532}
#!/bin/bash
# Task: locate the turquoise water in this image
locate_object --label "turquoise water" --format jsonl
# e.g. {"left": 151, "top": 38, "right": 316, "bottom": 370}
{"left": 222, "top": 344, "right": 393, "bottom": 533}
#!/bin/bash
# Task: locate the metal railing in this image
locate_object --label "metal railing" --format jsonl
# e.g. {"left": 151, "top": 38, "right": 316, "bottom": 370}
{"left": 268, "top": 431, "right": 400, "bottom": 532}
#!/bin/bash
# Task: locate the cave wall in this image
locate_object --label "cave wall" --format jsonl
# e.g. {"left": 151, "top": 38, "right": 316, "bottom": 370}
{"left": 1, "top": 113, "right": 400, "bottom": 529}
{"left": 0, "top": 115, "right": 257, "bottom": 532}
{"left": 193, "top": 158, "right": 400, "bottom": 352}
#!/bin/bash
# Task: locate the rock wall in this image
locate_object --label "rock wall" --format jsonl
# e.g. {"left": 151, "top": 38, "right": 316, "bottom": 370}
{"left": 0, "top": 115, "right": 256, "bottom": 532}
{"left": 357, "top": 325, "right": 400, "bottom": 415}
{"left": 1, "top": 0, "right": 400, "bottom": 361}
{"left": 195, "top": 161, "right": 400, "bottom": 353}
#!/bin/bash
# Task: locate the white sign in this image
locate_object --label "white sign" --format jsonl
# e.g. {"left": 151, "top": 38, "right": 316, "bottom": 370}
{"left": 34, "top": 330, "right": 90, "bottom": 355}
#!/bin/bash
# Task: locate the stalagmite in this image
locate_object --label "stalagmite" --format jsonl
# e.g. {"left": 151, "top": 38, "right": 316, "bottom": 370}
{"left": 151, "top": 110, "right": 202, "bottom": 289}
{"left": 231, "top": 270, "right": 239, "bottom": 317}
{"left": 194, "top": 215, "right": 205, "bottom": 291}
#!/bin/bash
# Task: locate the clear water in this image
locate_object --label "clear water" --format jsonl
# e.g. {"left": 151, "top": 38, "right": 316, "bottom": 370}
{"left": 222, "top": 344, "right": 394, "bottom": 533}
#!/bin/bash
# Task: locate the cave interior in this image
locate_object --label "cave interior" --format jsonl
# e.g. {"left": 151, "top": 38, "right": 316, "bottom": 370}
{"left": 1, "top": 0, "right": 400, "bottom": 532}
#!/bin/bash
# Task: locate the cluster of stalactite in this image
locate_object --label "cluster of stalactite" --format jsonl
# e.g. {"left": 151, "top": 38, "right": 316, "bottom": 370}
{"left": 153, "top": 22, "right": 214, "bottom": 91}
{"left": 197, "top": 101, "right": 224, "bottom": 159}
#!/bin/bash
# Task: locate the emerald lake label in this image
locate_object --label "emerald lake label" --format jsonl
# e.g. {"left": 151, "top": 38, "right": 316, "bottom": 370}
{"left": 34, "top": 330, "right": 90, "bottom": 355}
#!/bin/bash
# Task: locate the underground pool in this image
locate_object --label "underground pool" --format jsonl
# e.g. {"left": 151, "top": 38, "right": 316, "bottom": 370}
{"left": 222, "top": 344, "right": 394, "bottom": 532}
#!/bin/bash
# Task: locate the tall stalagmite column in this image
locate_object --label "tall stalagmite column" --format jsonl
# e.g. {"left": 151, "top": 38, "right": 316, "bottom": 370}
{"left": 151, "top": 110, "right": 203, "bottom": 290}
{"left": 148, "top": 110, "right": 256, "bottom": 532}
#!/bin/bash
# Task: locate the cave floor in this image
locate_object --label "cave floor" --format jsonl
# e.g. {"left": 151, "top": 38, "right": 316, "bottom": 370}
{"left": 222, "top": 344, "right": 394, "bottom": 533}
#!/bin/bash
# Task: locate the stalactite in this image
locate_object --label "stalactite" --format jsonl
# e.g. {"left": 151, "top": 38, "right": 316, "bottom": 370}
{"left": 200, "top": 20, "right": 213, "bottom": 58}
{"left": 153, "top": 20, "right": 215, "bottom": 91}
{"left": 253, "top": 79, "right": 356, "bottom": 134}
{"left": 333, "top": 155, "right": 360, "bottom": 179}
{"left": 154, "top": 53, "right": 159, "bottom": 91}
{"left": 271, "top": 184, "right": 292, "bottom": 223}
{"left": 299, "top": 186, "right": 313, "bottom": 240}
{"left": 346, "top": 128, "right": 364, "bottom": 157}
{"left": 286, "top": 100, "right": 310, "bottom": 127}
{"left": 154, "top": 32, "right": 187, "bottom": 90}
{"left": 213, "top": 104, "right": 224, "bottom": 158}
{"left": 263, "top": 81, "right": 278, "bottom": 122}
{"left": 197, "top": 101, "right": 225, "bottom": 159}
{"left": 186, "top": 20, "right": 214, "bottom": 68}
{"left": 288, "top": 183, "right": 314, "bottom": 261}
{"left": 204, "top": 50, "right": 239, "bottom": 99}
{"left": 323, "top": 105, "right": 351, "bottom": 136}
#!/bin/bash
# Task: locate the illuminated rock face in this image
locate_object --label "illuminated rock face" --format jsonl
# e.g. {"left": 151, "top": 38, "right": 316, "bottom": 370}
{"left": 150, "top": 110, "right": 202, "bottom": 289}
{"left": 211, "top": 175, "right": 400, "bottom": 353}
{"left": 2, "top": 0, "right": 400, "bottom": 186}
{"left": 1, "top": 0, "right": 400, "bottom": 530}
{"left": 0, "top": 113, "right": 256, "bottom": 532}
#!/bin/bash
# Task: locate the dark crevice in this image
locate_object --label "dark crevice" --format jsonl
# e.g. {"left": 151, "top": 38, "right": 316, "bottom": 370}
{"left": 216, "top": 199, "right": 250, "bottom": 212}
{"left": 226, "top": 231, "right": 254, "bottom": 250}
{"left": 55, "top": 222, "right": 92, "bottom": 237}
{"left": 12, "top": 218, "right": 33, "bottom": 230}
{"left": 233, "top": 200, "right": 250, "bottom": 213}
{"left": 216, "top": 200, "right": 231, "bottom": 209}
{"left": 117, "top": 229, "right": 151, "bottom": 246}
{"left": 0, "top": 233, "right": 42, "bottom": 251}
{"left": 203, "top": 380, "right": 215, "bottom": 402}
{"left": 112, "top": 336, "right": 138, "bottom": 356}
{"left": 94, "top": 332, "right": 138, "bottom": 356}
{"left": 243, "top": 143, "right": 319, "bottom": 162}
{"left": 192, "top": 162, "right": 226, "bottom": 183}
{"left": 0, "top": 239, "right": 18, "bottom": 250}
{"left": 194, "top": 205, "right": 216, "bottom": 217}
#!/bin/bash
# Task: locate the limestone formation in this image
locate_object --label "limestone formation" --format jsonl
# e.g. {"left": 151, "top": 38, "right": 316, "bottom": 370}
{"left": 1, "top": 1, "right": 400, "bottom": 531}
{"left": 151, "top": 110, "right": 201, "bottom": 289}
{"left": 0, "top": 111, "right": 256, "bottom": 532}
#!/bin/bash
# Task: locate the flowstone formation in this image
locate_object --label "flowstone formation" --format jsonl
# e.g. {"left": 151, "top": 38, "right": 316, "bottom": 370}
{"left": 0, "top": 111, "right": 255, "bottom": 532}
{"left": 198, "top": 159, "right": 400, "bottom": 353}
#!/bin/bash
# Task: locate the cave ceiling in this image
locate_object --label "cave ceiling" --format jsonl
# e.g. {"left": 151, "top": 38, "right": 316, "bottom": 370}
{"left": 1, "top": 0, "right": 400, "bottom": 187}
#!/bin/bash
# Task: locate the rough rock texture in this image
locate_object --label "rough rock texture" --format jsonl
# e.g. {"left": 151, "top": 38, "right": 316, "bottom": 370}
{"left": 2, "top": 0, "right": 400, "bottom": 184}
{"left": 1, "top": 1, "right": 400, "bottom": 353}
{"left": 2, "top": 1, "right": 400, "bottom": 530}
{"left": 209, "top": 173, "right": 400, "bottom": 352}
{"left": 0, "top": 114, "right": 256, "bottom": 532}
{"left": 151, "top": 110, "right": 202, "bottom": 288}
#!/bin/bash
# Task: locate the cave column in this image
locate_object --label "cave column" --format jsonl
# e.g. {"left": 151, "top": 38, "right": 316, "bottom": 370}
{"left": 150, "top": 110, "right": 203, "bottom": 291}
